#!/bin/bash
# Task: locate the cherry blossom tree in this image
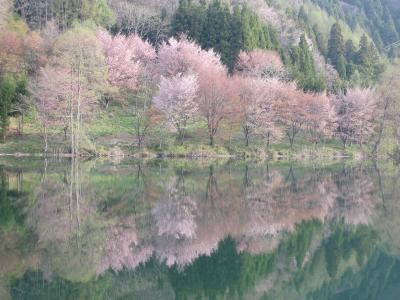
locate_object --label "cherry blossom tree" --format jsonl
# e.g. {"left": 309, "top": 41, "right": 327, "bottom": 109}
{"left": 303, "top": 93, "right": 337, "bottom": 144}
{"left": 235, "top": 49, "right": 285, "bottom": 79}
{"left": 198, "top": 70, "right": 240, "bottom": 146}
{"left": 240, "top": 78, "right": 281, "bottom": 146}
{"left": 32, "top": 66, "right": 71, "bottom": 152}
{"left": 153, "top": 73, "right": 199, "bottom": 143}
{"left": 157, "top": 36, "right": 239, "bottom": 146}
{"left": 0, "top": 30, "right": 24, "bottom": 76}
{"left": 259, "top": 79, "right": 305, "bottom": 148}
{"left": 33, "top": 25, "right": 107, "bottom": 154}
{"left": 157, "top": 36, "right": 217, "bottom": 77}
{"left": 334, "top": 88, "right": 379, "bottom": 148}
{"left": 97, "top": 30, "right": 156, "bottom": 96}
{"left": 98, "top": 30, "right": 161, "bottom": 148}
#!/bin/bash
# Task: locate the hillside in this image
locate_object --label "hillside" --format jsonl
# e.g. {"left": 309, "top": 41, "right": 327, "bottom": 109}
{"left": 0, "top": 0, "right": 399, "bottom": 159}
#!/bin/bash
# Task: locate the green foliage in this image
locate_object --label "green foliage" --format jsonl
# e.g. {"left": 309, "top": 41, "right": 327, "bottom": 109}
{"left": 0, "top": 75, "right": 16, "bottom": 142}
{"left": 346, "top": 34, "right": 385, "bottom": 86}
{"left": 171, "top": 0, "right": 280, "bottom": 71}
{"left": 328, "top": 22, "right": 346, "bottom": 78}
{"left": 324, "top": 225, "right": 377, "bottom": 279}
{"left": 0, "top": 168, "right": 26, "bottom": 229}
{"left": 82, "top": 0, "right": 115, "bottom": 28}
{"left": 169, "top": 237, "right": 276, "bottom": 299}
{"left": 326, "top": 22, "right": 384, "bottom": 83}
{"left": 14, "top": 0, "right": 115, "bottom": 30}
{"left": 288, "top": 34, "right": 326, "bottom": 92}
{"left": 311, "top": 0, "right": 400, "bottom": 50}
{"left": 281, "top": 220, "right": 323, "bottom": 267}
{"left": 313, "top": 24, "right": 327, "bottom": 57}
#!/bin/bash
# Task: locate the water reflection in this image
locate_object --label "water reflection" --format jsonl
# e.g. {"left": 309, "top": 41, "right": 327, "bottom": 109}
{"left": 0, "top": 158, "right": 399, "bottom": 299}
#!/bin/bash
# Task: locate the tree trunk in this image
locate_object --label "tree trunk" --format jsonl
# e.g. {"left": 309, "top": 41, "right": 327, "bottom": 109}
{"left": 179, "top": 128, "right": 185, "bottom": 145}
{"left": 44, "top": 125, "right": 48, "bottom": 153}
{"left": 76, "top": 61, "right": 81, "bottom": 156}
{"left": 70, "top": 67, "right": 75, "bottom": 156}
{"left": 243, "top": 127, "right": 250, "bottom": 147}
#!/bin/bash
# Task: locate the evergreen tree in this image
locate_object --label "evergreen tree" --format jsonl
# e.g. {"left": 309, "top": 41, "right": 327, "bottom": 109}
{"left": 289, "top": 35, "right": 326, "bottom": 92}
{"left": 356, "top": 34, "right": 370, "bottom": 66}
{"left": 345, "top": 39, "right": 356, "bottom": 62}
{"left": 171, "top": 0, "right": 281, "bottom": 72}
{"left": 298, "top": 6, "right": 308, "bottom": 27}
{"left": 354, "top": 34, "right": 384, "bottom": 85}
{"left": 312, "top": 25, "right": 326, "bottom": 57}
{"left": 328, "top": 23, "right": 346, "bottom": 78}
{"left": 0, "top": 76, "right": 16, "bottom": 142}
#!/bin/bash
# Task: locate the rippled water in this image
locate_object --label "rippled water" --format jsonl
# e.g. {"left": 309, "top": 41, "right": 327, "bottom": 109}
{"left": 1, "top": 158, "right": 400, "bottom": 299}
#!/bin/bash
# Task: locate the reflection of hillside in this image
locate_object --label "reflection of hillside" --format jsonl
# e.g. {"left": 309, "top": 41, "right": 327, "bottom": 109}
{"left": 372, "top": 166, "right": 400, "bottom": 257}
{"left": 0, "top": 160, "right": 393, "bottom": 299}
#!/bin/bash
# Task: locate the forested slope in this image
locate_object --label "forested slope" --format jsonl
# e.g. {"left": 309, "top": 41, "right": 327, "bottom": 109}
{"left": 0, "top": 0, "right": 398, "bottom": 158}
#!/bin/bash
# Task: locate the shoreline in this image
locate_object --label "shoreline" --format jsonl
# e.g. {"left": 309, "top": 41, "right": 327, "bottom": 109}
{"left": 0, "top": 150, "right": 358, "bottom": 160}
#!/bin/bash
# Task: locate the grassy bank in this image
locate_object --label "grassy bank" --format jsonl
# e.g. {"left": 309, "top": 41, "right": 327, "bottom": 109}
{"left": 0, "top": 132, "right": 361, "bottom": 161}
{"left": 0, "top": 107, "right": 362, "bottom": 161}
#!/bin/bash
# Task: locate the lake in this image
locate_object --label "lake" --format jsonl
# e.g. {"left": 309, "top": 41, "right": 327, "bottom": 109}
{"left": 0, "top": 158, "right": 400, "bottom": 299}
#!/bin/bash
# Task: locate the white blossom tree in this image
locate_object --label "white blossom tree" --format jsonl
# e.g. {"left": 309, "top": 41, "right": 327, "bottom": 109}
{"left": 240, "top": 78, "right": 282, "bottom": 147}
{"left": 334, "top": 88, "right": 379, "bottom": 147}
{"left": 153, "top": 73, "right": 199, "bottom": 143}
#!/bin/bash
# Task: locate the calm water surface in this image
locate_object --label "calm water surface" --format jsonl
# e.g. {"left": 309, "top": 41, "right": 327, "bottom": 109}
{"left": 0, "top": 158, "right": 400, "bottom": 300}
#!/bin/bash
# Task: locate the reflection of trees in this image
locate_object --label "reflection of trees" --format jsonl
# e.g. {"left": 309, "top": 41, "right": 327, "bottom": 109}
{"left": 9, "top": 222, "right": 383, "bottom": 300}
{"left": 242, "top": 165, "right": 337, "bottom": 246}
{"left": 332, "top": 166, "right": 379, "bottom": 225}
{"left": 21, "top": 159, "right": 110, "bottom": 282}
{"left": 0, "top": 168, "right": 37, "bottom": 300}
{"left": 373, "top": 165, "right": 400, "bottom": 257}
{"left": 152, "top": 175, "right": 199, "bottom": 266}
{"left": 153, "top": 176, "right": 197, "bottom": 240}
{"left": 26, "top": 158, "right": 88, "bottom": 243}
{"left": 0, "top": 160, "right": 391, "bottom": 298}
{"left": 99, "top": 216, "right": 153, "bottom": 274}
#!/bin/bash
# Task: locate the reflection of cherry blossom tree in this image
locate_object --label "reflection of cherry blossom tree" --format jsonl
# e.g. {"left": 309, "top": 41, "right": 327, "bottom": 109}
{"left": 152, "top": 178, "right": 197, "bottom": 240}
{"left": 26, "top": 179, "right": 76, "bottom": 243}
{"left": 8, "top": 160, "right": 384, "bottom": 283}
{"left": 99, "top": 216, "right": 153, "bottom": 274}
{"left": 243, "top": 168, "right": 337, "bottom": 240}
{"left": 332, "top": 169, "right": 378, "bottom": 225}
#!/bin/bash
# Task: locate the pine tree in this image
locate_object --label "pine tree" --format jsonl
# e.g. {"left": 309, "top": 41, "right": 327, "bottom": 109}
{"left": 0, "top": 76, "right": 16, "bottom": 142}
{"left": 289, "top": 35, "right": 326, "bottom": 92}
{"left": 356, "top": 34, "right": 370, "bottom": 65}
{"left": 345, "top": 39, "right": 355, "bottom": 62}
{"left": 298, "top": 6, "right": 308, "bottom": 27}
{"left": 328, "top": 23, "right": 346, "bottom": 78}
{"left": 312, "top": 25, "right": 326, "bottom": 57}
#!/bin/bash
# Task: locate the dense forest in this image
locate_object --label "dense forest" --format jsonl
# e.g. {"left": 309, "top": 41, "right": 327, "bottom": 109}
{"left": 0, "top": 0, "right": 399, "bottom": 158}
